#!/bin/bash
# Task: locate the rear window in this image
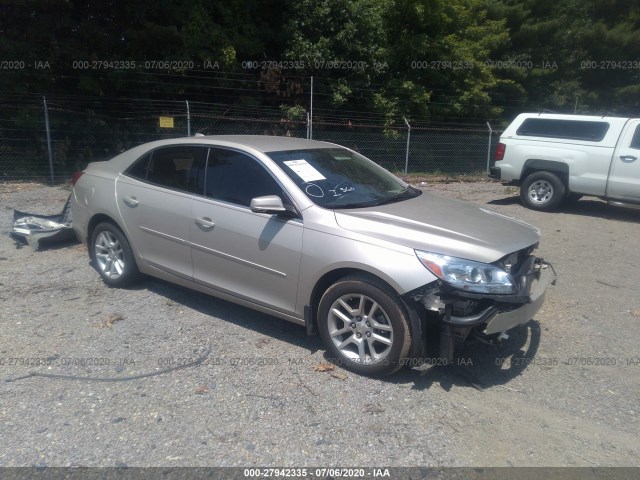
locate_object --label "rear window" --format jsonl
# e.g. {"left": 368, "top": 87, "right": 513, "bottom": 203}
{"left": 516, "top": 118, "right": 610, "bottom": 141}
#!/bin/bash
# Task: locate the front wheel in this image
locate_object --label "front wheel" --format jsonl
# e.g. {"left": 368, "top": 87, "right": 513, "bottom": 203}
{"left": 520, "top": 171, "right": 565, "bottom": 211}
{"left": 90, "top": 222, "right": 140, "bottom": 287}
{"left": 317, "top": 276, "right": 412, "bottom": 376}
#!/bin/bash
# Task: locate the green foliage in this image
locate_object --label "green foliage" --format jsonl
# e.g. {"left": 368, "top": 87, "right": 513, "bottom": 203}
{"left": 383, "top": 0, "right": 509, "bottom": 120}
{"left": 0, "top": 0, "right": 638, "bottom": 122}
{"left": 488, "top": 0, "right": 640, "bottom": 116}
{"left": 280, "top": 104, "right": 306, "bottom": 120}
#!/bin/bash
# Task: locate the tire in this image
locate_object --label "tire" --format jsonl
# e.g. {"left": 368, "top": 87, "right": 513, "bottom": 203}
{"left": 317, "top": 275, "right": 412, "bottom": 376}
{"left": 520, "top": 171, "right": 565, "bottom": 211}
{"left": 90, "top": 222, "right": 140, "bottom": 287}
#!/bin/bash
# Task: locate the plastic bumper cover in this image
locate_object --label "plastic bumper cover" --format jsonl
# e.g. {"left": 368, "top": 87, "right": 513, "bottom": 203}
{"left": 483, "top": 265, "right": 550, "bottom": 334}
{"left": 442, "top": 259, "right": 553, "bottom": 335}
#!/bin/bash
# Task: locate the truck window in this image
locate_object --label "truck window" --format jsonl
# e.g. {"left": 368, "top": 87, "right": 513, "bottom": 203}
{"left": 516, "top": 118, "right": 610, "bottom": 142}
{"left": 630, "top": 126, "right": 640, "bottom": 150}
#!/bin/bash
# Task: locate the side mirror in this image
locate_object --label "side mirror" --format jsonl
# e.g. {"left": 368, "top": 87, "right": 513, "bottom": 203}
{"left": 250, "top": 195, "right": 288, "bottom": 214}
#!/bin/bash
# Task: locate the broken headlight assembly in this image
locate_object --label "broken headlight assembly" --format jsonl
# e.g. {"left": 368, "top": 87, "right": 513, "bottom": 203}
{"left": 415, "top": 250, "right": 515, "bottom": 295}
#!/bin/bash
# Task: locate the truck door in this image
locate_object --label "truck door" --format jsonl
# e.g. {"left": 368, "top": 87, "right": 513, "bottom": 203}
{"left": 607, "top": 120, "right": 640, "bottom": 203}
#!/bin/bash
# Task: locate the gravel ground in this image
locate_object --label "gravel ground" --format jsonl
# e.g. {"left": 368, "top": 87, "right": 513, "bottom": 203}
{"left": 0, "top": 180, "right": 639, "bottom": 468}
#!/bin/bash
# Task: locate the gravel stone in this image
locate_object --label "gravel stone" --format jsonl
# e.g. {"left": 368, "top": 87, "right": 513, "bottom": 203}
{"left": 0, "top": 181, "right": 638, "bottom": 467}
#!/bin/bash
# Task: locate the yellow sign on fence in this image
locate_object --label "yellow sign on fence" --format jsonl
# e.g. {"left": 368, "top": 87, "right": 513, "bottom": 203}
{"left": 159, "top": 116, "right": 174, "bottom": 128}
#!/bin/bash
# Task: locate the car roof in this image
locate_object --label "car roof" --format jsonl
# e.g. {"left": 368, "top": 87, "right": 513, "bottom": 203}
{"left": 195, "top": 135, "right": 338, "bottom": 152}
{"left": 100, "top": 136, "right": 345, "bottom": 176}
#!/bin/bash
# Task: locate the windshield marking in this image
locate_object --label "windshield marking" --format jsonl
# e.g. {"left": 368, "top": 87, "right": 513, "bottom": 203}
{"left": 283, "top": 159, "right": 326, "bottom": 182}
{"left": 305, "top": 183, "right": 325, "bottom": 197}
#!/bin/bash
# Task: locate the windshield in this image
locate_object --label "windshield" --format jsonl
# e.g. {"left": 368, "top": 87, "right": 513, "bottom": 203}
{"left": 266, "top": 147, "right": 420, "bottom": 208}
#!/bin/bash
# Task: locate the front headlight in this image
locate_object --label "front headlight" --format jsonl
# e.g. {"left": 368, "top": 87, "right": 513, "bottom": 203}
{"left": 415, "top": 250, "right": 515, "bottom": 294}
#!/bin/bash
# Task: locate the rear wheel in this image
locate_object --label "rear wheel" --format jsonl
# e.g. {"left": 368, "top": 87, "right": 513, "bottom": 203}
{"left": 90, "top": 222, "right": 140, "bottom": 287}
{"left": 318, "top": 276, "right": 412, "bottom": 376}
{"left": 520, "top": 171, "right": 565, "bottom": 211}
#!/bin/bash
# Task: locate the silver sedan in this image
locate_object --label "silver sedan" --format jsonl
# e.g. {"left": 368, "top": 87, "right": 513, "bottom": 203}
{"left": 71, "top": 136, "right": 551, "bottom": 375}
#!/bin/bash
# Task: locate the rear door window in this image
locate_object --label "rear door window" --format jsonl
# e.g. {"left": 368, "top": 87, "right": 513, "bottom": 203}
{"left": 126, "top": 146, "right": 207, "bottom": 194}
{"left": 126, "top": 152, "right": 151, "bottom": 180}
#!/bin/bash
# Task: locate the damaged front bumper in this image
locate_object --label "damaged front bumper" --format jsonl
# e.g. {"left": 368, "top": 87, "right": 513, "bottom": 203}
{"left": 407, "top": 255, "right": 555, "bottom": 362}
{"left": 445, "top": 260, "right": 552, "bottom": 335}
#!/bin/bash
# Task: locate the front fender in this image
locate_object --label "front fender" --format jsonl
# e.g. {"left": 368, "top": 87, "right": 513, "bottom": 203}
{"left": 297, "top": 227, "right": 437, "bottom": 316}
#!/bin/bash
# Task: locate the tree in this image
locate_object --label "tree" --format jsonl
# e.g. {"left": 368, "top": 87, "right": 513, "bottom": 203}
{"left": 488, "top": 0, "right": 640, "bottom": 117}
{"left": 384, "top": 0, "right": 510, "bottom": 122}
{"left": 282, "top": 0, "right": 509, "bottom": 123}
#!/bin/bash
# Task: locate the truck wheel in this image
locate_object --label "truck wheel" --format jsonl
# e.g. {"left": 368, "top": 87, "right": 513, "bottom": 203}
{"left": 521, "top": 171, "right": 565, "bottom": 211}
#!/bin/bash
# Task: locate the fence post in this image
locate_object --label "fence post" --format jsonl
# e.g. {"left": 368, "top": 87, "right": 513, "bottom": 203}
{"left": 309, "top": 76, "right": 313, "bottom": 139}
{"left": 486, "top": 122, "right": 493, "bottom": 175}
{"left": 43, "top": 96, "right": 54, "bottom": 185}
{"left": 186, "top": 100, "right": 191, "bottom": 136}
{"left": 403, "top": 117, "right": 411, "bottom": 175}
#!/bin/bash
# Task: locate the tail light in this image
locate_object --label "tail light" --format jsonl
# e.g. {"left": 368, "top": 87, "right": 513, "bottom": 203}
{"left": 495, "top": 142, "right": 506, "bottom": 161}
{"left": 71, "top": 171, "right": 84, "bottom": 186}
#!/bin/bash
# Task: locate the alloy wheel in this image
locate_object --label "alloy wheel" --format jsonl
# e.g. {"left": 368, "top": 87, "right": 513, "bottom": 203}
{"left": 94, "top": 230, "right": 125, "bottom": 280}
{"left": 327, "top": 293, "right": 394, "bottom": 365}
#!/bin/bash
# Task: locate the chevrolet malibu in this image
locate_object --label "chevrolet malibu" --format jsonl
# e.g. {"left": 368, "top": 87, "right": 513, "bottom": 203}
{"left": 71, "top": 136, "right": 552, "bottom": 375}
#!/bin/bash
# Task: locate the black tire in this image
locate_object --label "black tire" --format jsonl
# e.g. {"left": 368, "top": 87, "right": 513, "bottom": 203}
{"left": 317, "top": 275, "right": 412, "bottom": 376}
{"left": 90, "top": 222, "right": 140, "bottom": 287}
{"left": 520, "top": 171, "right": 565, "bottom": 211}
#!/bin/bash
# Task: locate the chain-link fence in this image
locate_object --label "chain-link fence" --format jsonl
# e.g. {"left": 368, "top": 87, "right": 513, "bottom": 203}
{"left": 0, "top": 96, "right": 502, "bottom": 182}
{"left": 311, "top": 123, "right": 503, "bottom": 175}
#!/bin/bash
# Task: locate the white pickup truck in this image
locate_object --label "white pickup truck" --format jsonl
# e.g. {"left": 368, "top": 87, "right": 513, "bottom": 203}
{"left": 489, "top": 113, "right": 640, "bottom": 210}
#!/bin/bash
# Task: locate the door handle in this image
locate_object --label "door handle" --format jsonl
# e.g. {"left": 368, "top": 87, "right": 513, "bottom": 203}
{"left": 123, "top": 196, "right": 139, "bottom": 207}
{"left": 195, "top": 217, "right": 215, "bottom": 229}
{"left": 620, "top": 155, "right": 637, "bottom": 162}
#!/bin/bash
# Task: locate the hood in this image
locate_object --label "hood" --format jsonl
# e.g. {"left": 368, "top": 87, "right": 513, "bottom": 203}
{"left": 334, "top": 191, "right": 540, "bottom": 264}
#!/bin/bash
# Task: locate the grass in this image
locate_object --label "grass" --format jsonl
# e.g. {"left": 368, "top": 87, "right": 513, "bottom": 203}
{"left": 393, "top": 170, "right": 495, "bottom": 184}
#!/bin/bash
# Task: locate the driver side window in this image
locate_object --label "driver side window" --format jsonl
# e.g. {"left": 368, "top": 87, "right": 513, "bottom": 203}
{"left": 205, "top": 148, "right": 290, "bottom": 208}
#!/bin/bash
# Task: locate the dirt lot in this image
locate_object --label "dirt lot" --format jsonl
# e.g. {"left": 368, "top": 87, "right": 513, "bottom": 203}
{"left": 0, "top": 180, "right": 639, "bottom": 468}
